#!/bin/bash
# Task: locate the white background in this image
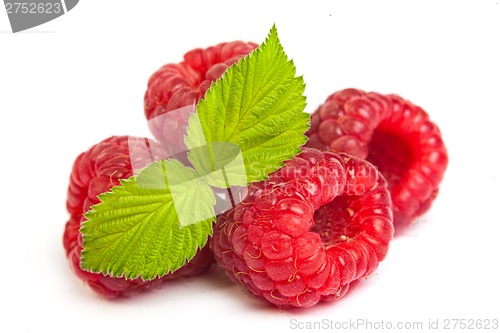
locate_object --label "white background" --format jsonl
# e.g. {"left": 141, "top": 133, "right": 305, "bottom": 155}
{"left": 1, "top": 1, "right": 500, "bottom": 332}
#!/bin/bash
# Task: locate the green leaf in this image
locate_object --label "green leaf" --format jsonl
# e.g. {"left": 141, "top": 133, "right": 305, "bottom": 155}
{"left": 195, "top": 24, "right": 310, "bottom": 183}
{"left": 80, "top": 160, "right": 215, "bottom": 280}
{"left": 80, "top": 25, "right": 310, "bottom": 280}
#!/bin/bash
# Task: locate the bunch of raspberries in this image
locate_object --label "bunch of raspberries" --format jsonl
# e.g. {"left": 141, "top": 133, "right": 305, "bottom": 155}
{"left": 63, "top": 40, "right": 448, "bottom": 308}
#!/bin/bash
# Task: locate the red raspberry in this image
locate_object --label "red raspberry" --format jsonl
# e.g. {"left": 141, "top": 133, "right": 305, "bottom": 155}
{"left": 63, "top": 136, "right": 213, "bottom": 298}
{"left": 306, "top": 89, "right": 448, "bottom": 231}
{"left": 210, "top": 148, "right": 394, "bottom": 308}
{"left": 144, "top": 41, "right": 258, "bottom": 143}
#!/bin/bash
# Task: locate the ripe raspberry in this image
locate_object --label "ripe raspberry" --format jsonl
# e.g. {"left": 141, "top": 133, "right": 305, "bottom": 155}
{"left": 144, "top": 41, "right": 258, "bottom": 144}
{"left": 210, "top": 148, "right": 393, "bottom": 308}
{"left": 306, "top": 89, "right": 448, "bottom": 231}
{"left": 63, "top": 136, "right": 213, "bottom": 298}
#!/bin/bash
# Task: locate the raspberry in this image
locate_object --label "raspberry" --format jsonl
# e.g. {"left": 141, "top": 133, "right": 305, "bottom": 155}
{"left": 210, "top": 148, "right": 393, "bottom": 308}
{"left": 144, "top": 41, "right": 258, "bottom": 143}
{"left": 63, "top": 136, "right": 213, "bottom": 298}
{"left": 306, "top": 89, "right": 448, "bottom": 231}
